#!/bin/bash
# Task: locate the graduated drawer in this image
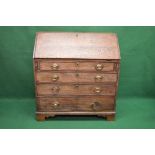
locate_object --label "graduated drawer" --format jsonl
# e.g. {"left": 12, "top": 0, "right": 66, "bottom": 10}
{"left": 37, "top": 96, "right": 115, "bottom": 112}
{"left": 37, "top": 97, "right": 76, "bottom": 112}
{"left": 39, "top": 60, "right": 115, "bottom": 72}
{"left": 36, "top": 72, "right": 117, "bottom": 83}
{"left": 36, "top": 84, "right": 116, "bottom": 96}
{"left": 77, "top": 96, "right": 115, "bottom": 111}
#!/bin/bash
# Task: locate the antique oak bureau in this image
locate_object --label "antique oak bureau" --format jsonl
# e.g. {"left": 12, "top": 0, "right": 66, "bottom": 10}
{"left": 33, "top": 32, "right": 120, "bottom": 121}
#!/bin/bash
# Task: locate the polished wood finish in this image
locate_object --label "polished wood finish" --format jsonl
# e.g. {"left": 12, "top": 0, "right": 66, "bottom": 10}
{"left": 37, "top": 97, "right": 77, "bottom": 112}
{"left": 36, "top": 84, "right": 116, "bottom": 96}
{"left": 33, "top": 32, "right": 120, "bottom": 121}
{"left": 77, "top": 96, "right": 115, "bottom": 111}
{"left": 40, "top": 60, "right": 115, "bottom": 72}
{"left": 36, "top": 72, "right": 117, "bottom": 83}
{"left": 37, "top": 96, "right": 114, "bottom": 112}
{"left": 33, "top": 32, "right": 120, "bottom": 59}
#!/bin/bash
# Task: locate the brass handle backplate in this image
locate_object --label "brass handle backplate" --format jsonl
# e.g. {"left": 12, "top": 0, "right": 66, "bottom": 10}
{"left": 91, "top": 102, "right": 100, "bottom": 110}
{"left": 95, "top": 64, "right": 104, "bottom": 71}
{"left": 94, "top": 87, "right": 102, "bottom": 93}
{"left": 52, "top": 74, "right": 59, "bottom": 82}
{"left": 52, "top": 101, "right": 60, "bottom": 108}
{"left": 51, "top": 63, "right": 59, "bottom": 70}
{"left": 95, "top": 75, "right": 103, "bottom": 81}
{"left": 51, "top": 86, "right": 60, "bottom": 93}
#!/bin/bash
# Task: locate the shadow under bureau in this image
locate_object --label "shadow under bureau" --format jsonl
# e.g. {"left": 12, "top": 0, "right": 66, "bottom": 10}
{"left": 33, "top": 32, "right": 120, "bottom": 121}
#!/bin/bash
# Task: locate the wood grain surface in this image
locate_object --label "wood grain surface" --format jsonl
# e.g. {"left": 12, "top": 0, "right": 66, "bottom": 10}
{"left": 33, "top": 32, "right": 120, "bottom": 59}
{"left": 39, "top": 60, "right": 115, "bottom": 71}
{"left": 37, "top": 96, "right": 115, "bottom": 112}
{"left": 36, "top": 72, "right": 117, "bottom": 83}
{"left": 33, "top": 32, "right": 120, "bottom": 121}
{"left": 36, "top": 84, "right": 116, "bottom": 96}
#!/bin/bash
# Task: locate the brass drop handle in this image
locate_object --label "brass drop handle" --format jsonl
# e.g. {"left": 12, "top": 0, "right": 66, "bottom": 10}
{"left": 95, "top": 64, "right": 104, "bottom": 71}
{"left": 94, "top": 87, "right": 102, "bottom": 93}
{"left": 91, "top": 102, "right": 100, "bottom": 110}
{"left": 51, "top": 86, "right": 60, "bottom": 93}
{"left": 53, "top": 101, "right": 60, "bottom": 107}
{"left": 52, "top": 74, "right": 59, "bottom": 82}
{"left": 51, "top": 63, "right": 59, "bottom": 70}
{"left": 95, "top": 75, "right": 103, "bottom": 81}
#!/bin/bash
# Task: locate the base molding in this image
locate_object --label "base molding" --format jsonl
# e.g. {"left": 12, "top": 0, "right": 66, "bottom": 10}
{"left": 36, "top": 111, "right": 115, "bottom": 121}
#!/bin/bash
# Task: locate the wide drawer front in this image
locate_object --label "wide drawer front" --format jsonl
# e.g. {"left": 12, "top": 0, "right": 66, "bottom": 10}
{"left": 39, "top": 61, "right": 115, "bottom": 72}
{"left": 77, "top": 97, "right": 115, "bottom": 111}
{"left": 37, "top": 97, "right": 115, "bottom": 112}
{"left": 36, "top": 72, "right": 117, "bottom": 83}
{"left": 36, "top": 84, "right": 115, "bottom": 96}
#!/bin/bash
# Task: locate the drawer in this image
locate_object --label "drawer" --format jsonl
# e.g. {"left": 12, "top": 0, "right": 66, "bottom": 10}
{"left": 37, "top": 97, "right": 77, "bottom": 112}
{"left": 36, "top": 72, "right": 117, "bottom": 83}
{"left": 78, "top": 73, "right": 117, "bottom": 83}
{"left": 37, "top": 96, "right": 115, "bottom": 112}
{"left": 36, "top": 84, "right": 116, "bottom": 96}
{"left": 39, "top": 60, "right": 115, "bottom": 72}
{"left": 77, "top": 96, "right": 115, "bottom": 111}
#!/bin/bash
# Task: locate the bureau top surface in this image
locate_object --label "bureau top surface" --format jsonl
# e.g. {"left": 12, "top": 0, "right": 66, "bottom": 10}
{"left": 33, "top": 32, "right": 120, "bottom": 59}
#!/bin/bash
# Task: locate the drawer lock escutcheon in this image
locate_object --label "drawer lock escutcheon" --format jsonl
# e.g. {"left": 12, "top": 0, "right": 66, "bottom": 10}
{"left": 75, "top": 73, "right": 79, "bottom": 77}
{"left": 75, "top": 62, "right": 80, "bottom": 66}
{"left": 74, "top": 84, "right": 79, "bottom": 88}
